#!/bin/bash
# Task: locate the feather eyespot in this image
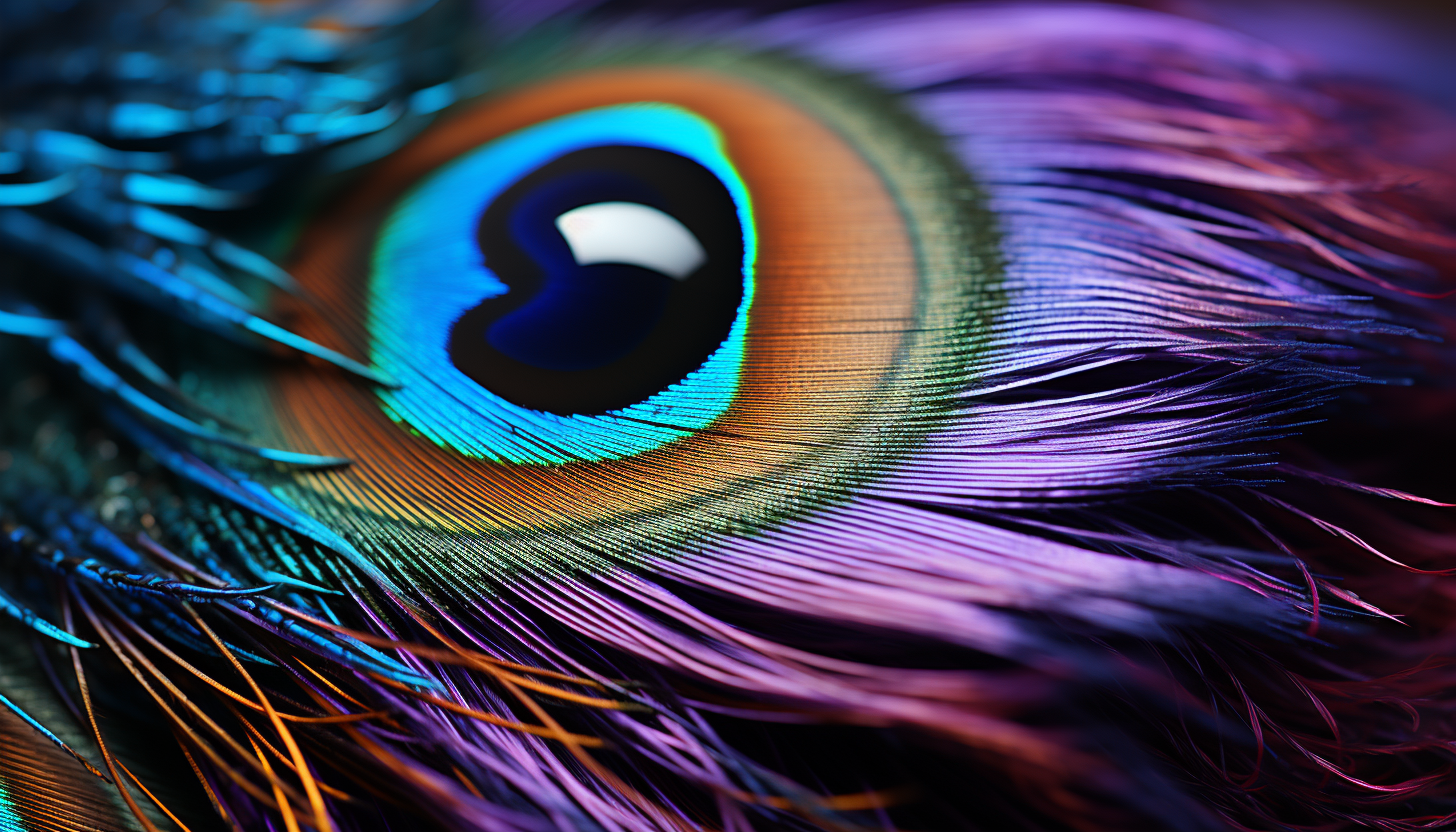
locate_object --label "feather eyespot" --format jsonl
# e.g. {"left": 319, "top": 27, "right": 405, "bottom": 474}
{"left": 375, "top": 104, "right": 754, "bottom": 433}
{"left": 272, "top": 65, "right": 993, "bottom": 538}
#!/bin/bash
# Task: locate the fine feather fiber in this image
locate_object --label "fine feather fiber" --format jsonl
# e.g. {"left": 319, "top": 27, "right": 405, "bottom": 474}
{"left": 2, "top": 1, "right": 1456, "bottom": 831}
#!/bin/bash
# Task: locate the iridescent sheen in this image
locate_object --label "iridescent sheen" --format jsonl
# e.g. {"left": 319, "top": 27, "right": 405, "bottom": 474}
{"left": 2, "top": 2, "right": 1456, "bottom": 832}
{"left": 369, "top": 104, "right": 757, "bottom": 463}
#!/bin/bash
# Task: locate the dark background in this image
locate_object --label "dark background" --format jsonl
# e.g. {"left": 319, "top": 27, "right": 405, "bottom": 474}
{"left": 1159, "top": 0, "right": 1456, "bottom": 107}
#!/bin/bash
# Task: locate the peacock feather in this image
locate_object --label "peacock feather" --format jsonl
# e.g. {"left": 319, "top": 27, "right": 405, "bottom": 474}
{"left": 1, "top": 1, "right": 1455, "bottom": 830}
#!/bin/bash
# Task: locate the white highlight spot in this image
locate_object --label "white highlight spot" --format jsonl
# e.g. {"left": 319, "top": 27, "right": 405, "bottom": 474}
{"left": 554, "top": 201, "right": 706, "bottom": 280}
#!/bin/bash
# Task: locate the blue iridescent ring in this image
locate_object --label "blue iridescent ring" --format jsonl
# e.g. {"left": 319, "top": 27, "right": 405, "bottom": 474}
{"left": 367, "top": 104, "right": 756, "bottom": 464}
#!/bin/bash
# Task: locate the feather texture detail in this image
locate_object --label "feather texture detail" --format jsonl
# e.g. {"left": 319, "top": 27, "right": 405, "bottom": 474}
{"left": 1, "top": 2, "right": 1456, "bottom": 831}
